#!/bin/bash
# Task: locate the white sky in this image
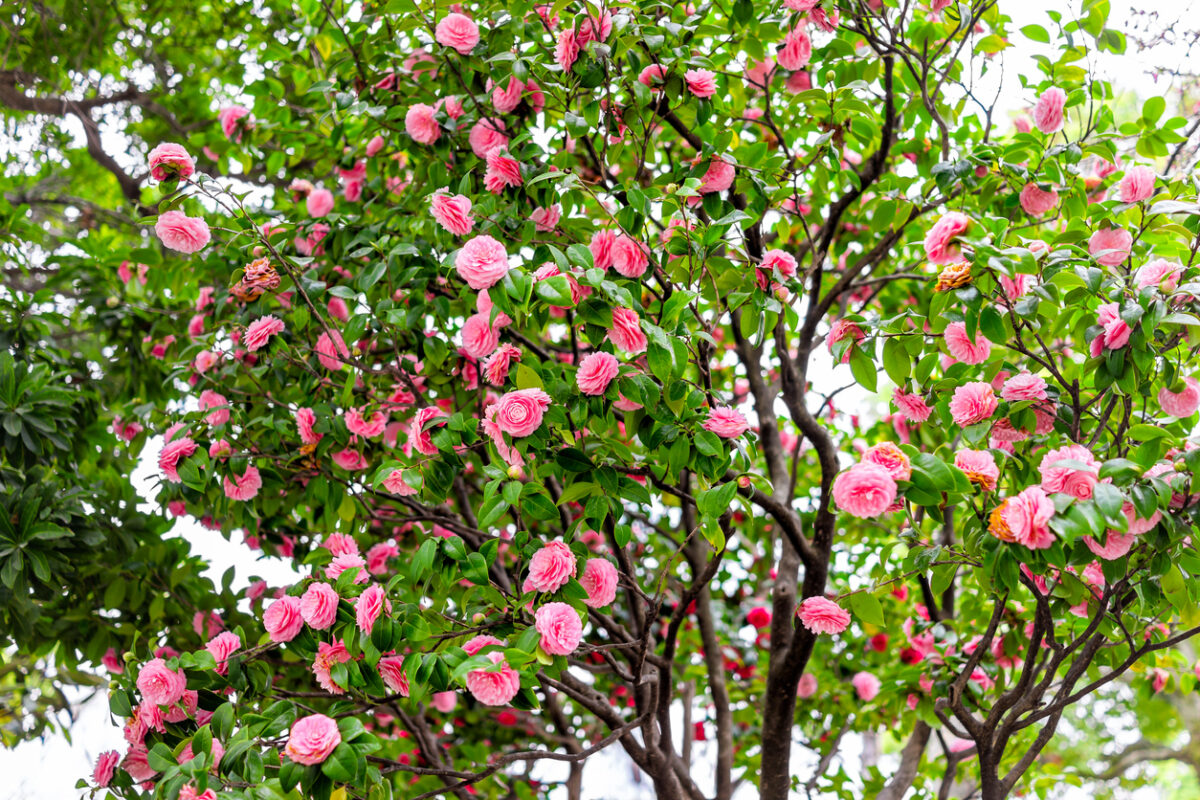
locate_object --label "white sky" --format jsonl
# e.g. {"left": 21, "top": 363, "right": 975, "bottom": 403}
{"left": 3, "top": 0, "right": 1197, "bottom": 797}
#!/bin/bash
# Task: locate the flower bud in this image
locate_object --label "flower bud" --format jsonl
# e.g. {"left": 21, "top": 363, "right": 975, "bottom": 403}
{"left": 106, "top": 296, "right": 120, "bottom": 308}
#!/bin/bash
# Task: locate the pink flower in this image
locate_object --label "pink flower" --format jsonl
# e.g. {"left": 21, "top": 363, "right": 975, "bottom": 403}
{"left": 218, "top": 105, "right": 252, "bottom": 140}
{"left": 463, "top": 634, "right": 504, "bottom": 655}
{"left": 684, "top": 69, "right": 717, "bottom": 98}
{"left": 456, "top": 235, "right": 509, "bottom": 290}
{"left": 1088, "top": 228, "right": 1132, "bottom": 267}
{"left": 285, "top": 714, "right": 342, "bottom": 765}
{"left": 590, "top": 229, "right": 616, "bottom": 269}
{"left": 703, "top": 406, "right": 750, "bottom": 438}
{"left": 1032, "top": 87, "right": 1066, "bottom": 134}
{"left": 205, "top": 631, "right": 241, "bottom": 676}
{"left": 93, "top": 750, "right": 120, "bottom": 787}
{"left": 611, "top": 234, "right": 650, "bottom": 278}
{"left": 1159, "top": 378, "right": 1200, "bottom": 417}
{"left": 638, "top": 64, "right": 668, "bottom": 88}
{"left": 1119, "top": 165, "right": 1155, "bottom": 203}
{"left": 148, "top": 143, "right": 195, "bottom": 181}
{"left": 223, "top": 465, "right": 262, "bottom": 501}
{"left": 409, "top": 406, "right": 448, "bottom": 455}
{"left": 435, "top": 13, "right": 480, "bottom": 55}
{"left": 159, "top": 436, "right": 197, "bottom": 484}
{"left": 300, "top": 582, "right": 340, "bottom": 629}
{"left": 761, "top": 249, "right": 797, "bottom": 279}
{"left": 244, "top": 315, "right": 284, "bottom": 352}
{"left": 102, "top": 648, "right": 125, "bottom": 674}
{"left": 137, "top": 658, "right": 186, "bottom": 707}
{"left": 156, "top": 211, "right": 211, "bottom": 254}
{"left": 832, "top": 463, "right": 897, "bottom": 518}
{"left": 698, "top": 157, "right": 736, "bottom": 194}
{"left": 556, "top": 29, "right": 580, "bottom": 71}
{"left": 322, "top": 533, "right": 359, "bottom": 557}
{"left": 327, "top": 553, "right": 369, "bottom": 584}
{"left": 1038, "top": 444, "right": 1100, "bottom": 500}
{"left": 432, "top": 691, "right": 458, "bottom": 712}
{"left": 576, "top": 352, "right": 620, "bottom": 395}
{"left": 1135, "top": 258, "right": 1183, "bottom": 292}
{"left": 465, "top": 651, "right": 521, "bottom": 705}
{"left": 468, "top": 118, "right": 509, "bottom": 158}
{"left": 483, "top": 343, "right": 522, "bottom": 385}
{"left": 995, "top": 486, "right": 1055, "bottom": 549}
{"left": 862, "top": 442, "right": 911, "bottom": 481}
{"left": 295, "top": 407, "right": 322, "bottom": 445}
{"left": 356, "top": 584, "right": 388, "bottom": 634}
{"left": 1019, "top": 184, "right": 1058, "bottom": 215}
{"left": 948, "top": 382, "right": 998, "bottom": 426}
{"left": 955, "top": 449, "right": 999, "bottom": 491}
{"left": 484, "top": 148, "right": 523, "bottom": 193}
{"left": 776, "top": 26, "right": 812, "bottom": 71}
{"left": 535, "top": 602, "right": 583, "bottom": 655}
{"left": 747, "top": 606, "right": 771, "bottom": 629}
{"left": 366, "top": 135, "right": 385, "bottom": 157}
{"left": 431, "top": 192, "right": 474, "bottom": 236}
{"left": 1000, "top": 273, "right": 1033, "bottom": 298}
{"left": 180, "top": 787, "right": 217, "bottom": 800}
{"left": 580, "top": 558, "right": 618, "bottom": 607}
{"left": 923, "top": 212, "right": 970, "bottom": 264}
{"left": 524, "top": 541, "right": 577, "bottom": 593}
{"left": 852, "top": 671, "right": 881, "bottom": 701}
{"left": 608, "top": 306, "right": 648, "bottom": 354}
{"left": 312, "top": 641, "right": 352, "bottom": 694}
{"left": 198, "top": 390, "right": 229, "bottom": 426}
{"left": 263, "top": 596, "right": 304, "bottom": 642}
{"left": 1090, "top": 302, "right": 1131, "bottom": 354}
{"left": 893, "top": 388, "right": 933, "bottom": 422}
{"left": 378, "top": 656, "right": 410, "bottom": 696}
{"left": 797, "top": 673, "right": 818, "bottom": 698}
{"left": 493, "top": 388, "right": 552, "bottom": 437}
{"left": 530, "top": 204, "right": 561, "bottom": 231}
{"left": 405, "top": 103, "right": 441, "bottom": 144}
{"left": 944, "top": 321, "right": 991, "bottom": 364}
{"left": 827, "top": 319, "right": 865, "bottom": 363}
{"left": 366, "top": 541, "right": 401, "bottom": 573}
{"left": 315, "top": 329, "right": 351, "bottom": 371}
{"left": 306, "top": 187, "right": 335, "bottom": 217}
{"left": 797, "top": 596, "right": 851, "bottom": 634}
{"left": 1083, "top": 531, "right": 1135, "bottom": 560}
{"left": 345, "top": 407, "right": 388, "bottom": 438}
{"left": 1001, "top": 371, "right": 1047, "bottom": 401}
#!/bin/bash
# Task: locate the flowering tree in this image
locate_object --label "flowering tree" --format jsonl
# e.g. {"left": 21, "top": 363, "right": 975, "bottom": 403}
{"left": 5, "top": 0, "right": 1200, "bottom": 799}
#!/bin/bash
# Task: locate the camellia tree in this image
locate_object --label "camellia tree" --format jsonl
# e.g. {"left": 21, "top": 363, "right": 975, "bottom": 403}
{"left": 6, "top": 0, "right": 1200, "bottom": 799}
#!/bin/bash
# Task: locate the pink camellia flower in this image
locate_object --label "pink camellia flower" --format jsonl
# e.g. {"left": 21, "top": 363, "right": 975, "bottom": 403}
{"left": 456, "top": 235, "right": 509, "bottom": 290}
{"left": 484, "top": 148, "right": 523, "bottom": 193}
{"left": 797, "top": 596, "right": 851, "bottom": 635}
{"left": 322, "top": 533, "right": 359, "bottom": 557}
{"left": 1000, "top": 272, "right": 1033, "bottom": 298}
{"left": 148, "top": 143, "right": 195, "bottom": 181}
{"left": 327, "top": 553, "right": 369, "bottom": 584}
{"left": 761, "top": 249, "right": 797, "bottom": 280}
{"left": 218, "top": 105, "right": 252, "bottom": 140}
{"left": 861, "top": 442, "right": 911, "bottom": 481}
{"left": 366, "top": 541, "right": 401, "bottom": 573}
{"left": 198, "top": 390, "right": 229, "bottom": 427}
{"left": 944, "top": 321, "right": 991, "bottom": 364}
{"left": 468, "top": 118, "right": 509, "bottom": 158}
{"left": 994, "top": 486, "right": 1056, "bottom": 549}
{"left": 1001, "top": 371, "right": 1048, "bottom": 401}
{"left": 1159, "top": 378, "right": 1200, "bottom": 417}
{"left": 155, "top": 211, "right": 211, "bottom": 254}
{"left": 1088, "top": 228, "right": 1132, "bottom": 267}
{"left": 483, "top": 343, "right": 521, "bottom": 385}
{"left": 1119, "top": 165, "right": 1155, "bottom": 203}
{"left": 315, "top": 329, "right": 351, "bottom": 371}
{"left": 300, "top": 583, "right": 340, "bottom": 629}
{"left": 1032, "top": 87, "right": 1066, "bottom": 134}
{"left": 576, "top": 351, "right": 619, "bottom": 395}
{"left": 295, "top": 407, "right": 322, "bottom": 445}
{"left": 524, "top": 540, "right": 577, "bottom": 593}
{"left": 827, "top": 319, "right": 865, "bottom": 364}
{"left": 366, "top": 135, "right": 385, "bottom": 157}
{"left": 244, "top": 315, "right": 285, "bottom": 352}
{"left": 747, "top": 606, "right": 772, "bottom": 629}
{"left": 493, "top": 388, "right": 552, "bottom": 437}
{"left": 345, "top": 407, "right": 388, "bottom": 438}
{"left": 797, "top": 673, "right": 818, "bottom": 698}
{"left": 285, "top": 714, "right": 341, "bottom": 765}
{"left": 435, "top": 12, "right": 480, "bottom": 55}
{"left": 535, "top": 602, "right": 583, "bottom": 655}
{"left": 684, "top": 68, "right": 717, "bottom": 98}
{"left": 431, "top": 192, "right": 474, "bottom": 236}
{"left": 102, "top": 647, "right": 125, "bottom": 674}
{"left": 461, "top": 313, "right": 503, "bottom": 359}
{"left": 137, "top": 658, "right": 186, "bottom": 707}
{"left": 698, "top": 156, "right": 736, "bottom": 194}
{"left": 1039, "top": 444, "right": 1100, "bottom": 499}
{"left": 580, "top": 558, "right": 618, "bottom": 607}
{"left": 608, "top": 306, "right": 648, "bottom": 354}
{"left": 1135, "top": 258, "right": 1183, "bottom": 293}
{"left": 556, "top": 28, "right": 580, "bottom": 71}
{"left": 205, "top": 631, "right": 241, "bottom": 676}
{"left": 263, "top": 596, "right": 304, "bottom": 642}
{"left": 1083, "top": 530, "right": 1135, "bottom": 560}
{"left": 356, "top": 584, "right": 388, "bottom": 634}
{"left": 1090, "top": 302, "right": 1131, "bottom": 355}
{"left": 209, "top": 438, "right": 232, "bottom": 460}
{"left": 955, "top": 449, "right": 1000, "bottom": 491}
{"left": 463, "top": 634, "right": 504, "bottom": 656}
{"left": 893, "top": 388, "right": 933, "bottom": 423}
{"left": 590, "top": 229, "right": 616, "bottom": 269}
{"left": 491, "top": 75, "right": 525, "bottom": 114}
{"left": 159, "top": 436, "right": 197, "bottom": 484}
{"left": 611, "top": 234, "right": 650, "bottom": 278}
{"left": 852, "top": 671, "right": 881, "bottom": 701}
{"left": 776, "top": 26, "right": 812, "bottom": 71}
{"left": 93, "top": 750, "right": 120, "bottom": 787}
{"left": 948, "top": 382, "right": 998, "bottom": 426}
{"left": 179, "top": 786, "right": 217, "bottom": 800}
{"left": 466, "top": 651, "right": 521, "bottom": 705}
{"left": 223, "top": 466, "right": 262, "bottom": 501}
{"left": 638, "top": 64, "right": 668, "bottom": 88}
{"left": 530, "top": 204, "right": 561, "bottom": 231}
{"left": 1019, "top": 184, "right": 1058, "bottom": 216}
{"left": 376, "top": 655, "right": 410, "bottom": 697}
{"left": 923, "top": 212, "right": 970, "bottom": 264}
{"left": 405, "top": 103, "right": 441, "bottom": 145}
{"left": 832, "top": 463, "right": 897, "bottom": 518}
{"left": 409, "top": 405, "right": 448, "bottom": 455}
{"left": 703, "top": 406, "right": 750, "bottom": 439}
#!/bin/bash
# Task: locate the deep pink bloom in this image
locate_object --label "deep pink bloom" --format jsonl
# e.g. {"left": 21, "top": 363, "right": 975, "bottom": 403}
{"left": 465, "top": 651, "right": 521, "bottom": 705}
{"left": 148, "top": 143, "right": 195, "bottom": 181}
{"left": 861, "top": 442, "right": 911, "bottom": 481}
{"left": 306, "top": 188, "right": 335, "bottom": 217}
{"left": 1088, "top": 228, "right": 1132, "bottom": 267}
{"left": 832, "top": 463, "right": 897, "bottom": 518}
{"left": 524, "top": 541, "right": 577, "bottom": 593}
{"left": 366, "top": 541, "right": 401, "bottom": 572}
{"left": 456, "top": 235, "right": 509, "bottom": 290}
{"left": 761, "top": 249, "right": 797, "bottom": 279}
{"left": 218, "top": 105, "right": 252, "bottom": 140}
{"left": 156, "top": 211, "right": 211, "bottom": 254}
{"left": 137, "top": 659, "right": 186, "bottom": 707}
{"left": 923, "top": 212, "right": 970, "bottom": 264}
{"left": 285, "top": 714, "right": 341, "bottom": 765}
{"left": 244, "top": 315, "right": 284, "bottom": 352}
{"left": 703, "top": 406, "right": 750, "bottom": 438}
{"left": 797, "top": 596, "right": 851, "bottom": 634}
{"left": 530, "top": 204, "right": 561, "bottom": 231}
{"left": 431, "top": 192, "right": 474, "bottom": 235}
{"left": 409, "top": 406, "right": 448, "bottom": 455}
{"left": 205, "top": 631, "right": 241, "bottom": 676}
{"left": 535, "top": 602, "right": 583, "bottom": 655}
{"left": 948, "top": 382, "right": 998, "bottom": 426}
{"left": 405, "top": 104, "right": 441, "bottom": 144}
{"left": 955, "top": 449, "right": 999, "bottom": 491}
{"left": 1084, "top": 531, "right": 1135, "bottom": 560}
{"left": 378, "top": 656, "right": 410, "bottom": 696}
{"left": 608, "top": 306, "right": 648, "bottom": 354}
{"left": 263, "top": 596, "right": 304, "bottom": 642}
{"left": 300, "top": 582, "right": 340, "bottom": 629}
{"left": 435, "top": 13, "right": 480, "bottom": 55}
{"left": 492, "top": 388, "right": 551, "bottom": 437}
{"left": 590, "top": 229, "right": 616, "bottom": 269}
{"left": 198, "top": 390, "right": 229, "bottom": 426}
{"left": 1119, "top": 165, "right": 1155, "bottom": 203}
{"left": 611, "top": 234, "right": 649, "bottom": 278}
{"left": 944, "top": 321, "right": 991, "bottom": 364}
{"left": 345, "top": 407, "right": 389, "bottom": 437}
{"left": 159, "top": 436, "right": 197, "bottom": 483}
{"left": 776, "top": 26, "right": 812, "bottom": 71}
{"left": 102, "top": 647, "right": 125, "bottom": 674}
{"left": 356, "top": 584, "right": 388, "bottom": 634}
{"left": 1135, "top": 258, "right": 1183, "bottom": 292}
{"left": 698, "top": 157, "right": 736, "bottom": 194}
{"left": 556, "top": 29, "right": 580, "bottom": 71}
{"left": 893, "top": 388, "right": 932, "bottom": 422}
{"left": 852, "top": 671, "right": 881, "bottom": 701}
{"left": 93, "top": 750, "right": 120, "bottom": 787}
{"left": 223, "top": 465, "right": 262, "bottom": 501}
{"left": 580, "top": 558, "right": 618, "bottom": 607}
{"left": 366, "top": 135, "right": 385, "bottom": 157}
{"left": 295, "top": 407, "right": 322, "bottom": 445}
{"left": 468, "top": 118, "right": 509, "bottom": 158}
{"left": 326, "top": 553, "right": 369, "bottom": 584}
{"left": 576, "top": 352, "right": 620, "bottom": 395}
{"left": 483, "top": 343, "right": 522, "bottom": 385}
{"left": 1159, "top": 378, "right": 1200, "bottom": 417}
{"left": 484, "top": 148, "right": 523, "bottom": 193}
{"left": 1019, "top": 183, "right": 1058, "bottom": 215}
{"left": 1032, "top": 87, "right": 1066, "bottom": 134}
{"left": 684, "top": 69, "right": 717, "bottom": 98}
{"left": 315, "top": 329, "right": 351, "bottom": 371}
{"left": 997, "top": 487, "right": 1056, "bottom": 549}
{"left": 1090, "top": 302, "right": 1131, "bottom": 354}
{"left": 638, "top": 64, "right": 668, "bottom": 88}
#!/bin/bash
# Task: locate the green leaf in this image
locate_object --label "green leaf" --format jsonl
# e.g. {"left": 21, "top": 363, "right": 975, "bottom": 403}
{"left": 319, "top": 742, "right": 359, "bottom": 783}
{"left": 848, "top": 346, "right": 877, "bottom": 392}
{"left": 847, "top": 591, "right": 884, "bottom": 626}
